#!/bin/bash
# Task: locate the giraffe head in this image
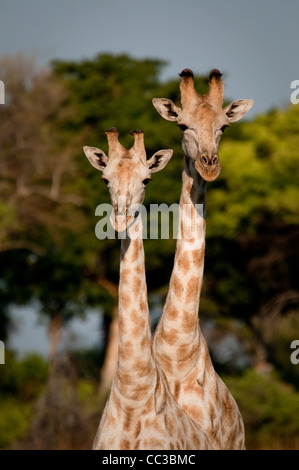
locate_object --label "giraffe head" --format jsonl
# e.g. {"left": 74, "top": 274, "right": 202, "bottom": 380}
{"left": 153, "top": 69, "right": 254, "bottom": 182}
{"left": 83, "top": 128, "right": 173, "bottom": 231}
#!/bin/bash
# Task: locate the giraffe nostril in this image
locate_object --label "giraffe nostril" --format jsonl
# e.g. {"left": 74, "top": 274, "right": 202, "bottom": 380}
{"left": 200, "top": 153, "right": 219, "bottom": 166}
{"left": 212, "top": 155, "right": 219, "bottom": 166}
{"left": 201, "top": 154, "right": 208, "bottom": 165}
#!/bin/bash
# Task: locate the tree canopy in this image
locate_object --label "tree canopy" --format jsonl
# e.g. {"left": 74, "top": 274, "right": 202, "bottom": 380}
{"left": 0, "top": 52, "right": 298, "bottom": 387}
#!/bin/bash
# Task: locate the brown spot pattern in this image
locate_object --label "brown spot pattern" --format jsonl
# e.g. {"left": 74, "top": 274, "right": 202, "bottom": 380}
{"left": 120, "top": 439, "right": 131, "bottom": 450}
{"left": 121, "top": 293, "right": 131, "bottom": 310}
{"left": 121, "top": 268, "right": 131, "bottom": 281}
{"left": 139, "top": 298, "right": 147, "bottom": 312}
{"left": 178, "top": 253, "right": 190, "bottom": 275}
{"left": 173, "top": 381, "right": 181, "bottom": 401}
{"left": 133, "top": 439, "right": 141, "bottom": 450}
{"left": 171, "top": 273, "right": 183, "bottom": 300}
{"left": 132, "top": 276, "right": 141, "bottom": 297}
{"left": 167, "top": 302, "right": 179, "bottom": 321}
{"left": 186, "top": 275, "right": 199, "bottom": 301}
{"left": 130, "top": 242, "right": 139, "bottom": 263}
{"left": 182, "top": 310, "right": 197, "bottom": 334}
{"left": 163, "top": 328, "right": 178, "bottom": 346}
{"left": 191, "top": 248, "right": 204, "bottom": 265}
{"left": 123, "top": 413, "right": 132, "bottom": 432}
{"left": 134, "top": 421, "right": 141, "bottom": 438}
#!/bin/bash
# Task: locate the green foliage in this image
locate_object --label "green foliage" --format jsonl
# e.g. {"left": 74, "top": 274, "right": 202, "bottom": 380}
{"left": 0, "top": 351, "right": 49, "bottom": 449}
{"left": 0, "top": 53, "right": 216, "bottom": 335}
{"left": 268, "top": 310, "right": 299, "bottom": 387}
{"left": 202, "top": 104, "right": 299, "bottom": 386}
{"left": 208, "top": 105, "right": 299, "bottom": 238}
{"left": 51, "top": 53, "right": 198, "bottom": 292}
{"left": 0, "top": 399, "right": 32, "bottom": 449}
{"left": 225, "top": 369, "right": 299, "bottom": 449}
{"left": 1, "top": 53, "right": 299, "bottom": 449}
{"left": 0, "top": 350, "right": 48, "bottom": 400}
{"left": 73, "top": 347, "right": 105, "bottom": 381}
{"left": 52, "top": 53, "right": 166, "bottom": 143}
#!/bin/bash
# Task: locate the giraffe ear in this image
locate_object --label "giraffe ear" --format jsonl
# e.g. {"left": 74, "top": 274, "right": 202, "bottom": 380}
{"left": 152, "top": 98, "right": 181, "bottom": 122}
{"left": 83, "top": 146, "right": 108, "bottom": 171}
{"left": 147, "top": 149, "right": 173, "bottom": 173}
{"left": 223, "top": 99, "right": 254, "bottom": 123}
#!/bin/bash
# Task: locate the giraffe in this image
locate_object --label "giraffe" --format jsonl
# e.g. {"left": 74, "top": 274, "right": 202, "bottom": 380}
{"left": 83, "top": 128, "right": 212, "bottom": 450}
{"left": 152, "top": 69, "right": 254, "bottom": 449}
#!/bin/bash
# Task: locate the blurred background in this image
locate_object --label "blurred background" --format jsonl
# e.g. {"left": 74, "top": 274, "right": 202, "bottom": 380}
{"left": 0, "top": 0, "right": 299, "bottom": 450}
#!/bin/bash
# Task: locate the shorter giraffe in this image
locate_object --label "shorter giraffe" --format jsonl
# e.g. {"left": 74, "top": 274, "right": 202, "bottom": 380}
{"left": 83, "top": 128, "right": 212, "bottom": 450}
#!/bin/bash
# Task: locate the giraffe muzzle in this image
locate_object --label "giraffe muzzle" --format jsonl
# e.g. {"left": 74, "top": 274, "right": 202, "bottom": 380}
{"left": 110, "top": 202, "right": 136, "bottom": 232}
{"left": 111, "top": 212, "right": 135, "bottom": 232}
{"left": 195, "top": 153, "right": 221, "bottom": 182}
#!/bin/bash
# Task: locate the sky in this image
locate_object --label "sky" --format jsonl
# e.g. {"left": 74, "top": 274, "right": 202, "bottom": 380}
{"left": 1, "top": 0, "right": 299, "bottom": 355}
{"left": 1, "top": 0, "right": 299, "bottom": 116}
{"left": 8, "top": 306, "right": 102, "bottom": 358}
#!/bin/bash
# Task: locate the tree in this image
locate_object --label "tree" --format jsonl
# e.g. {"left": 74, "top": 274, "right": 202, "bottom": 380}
{"left": 2, "top": 52, "right": 298, "bottom": 391}
{"left": 51, "top": 53, "right": 211, "bottom": 387}
{"left": 0, "top": 54, "right": 102, "bottom": 357}
{"left": 203, "top": 105, "right": 299, "bottom": 383}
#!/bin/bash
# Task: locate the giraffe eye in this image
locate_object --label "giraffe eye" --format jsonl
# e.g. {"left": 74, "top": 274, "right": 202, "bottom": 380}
{"left": 102, "top": 178, "right": 109, "bottom": 186}
{"left": 142, "top": 178, "right": 151, "bottom": 186}
{"left": 178, "top": 124, "right": 188, "bottom": 132}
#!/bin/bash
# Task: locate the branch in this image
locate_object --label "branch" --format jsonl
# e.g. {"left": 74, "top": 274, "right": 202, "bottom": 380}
{"left": 15, "top": 183, "right": 83, "bottom": 206}
{"left": 260, "top": 290, "right": 299, "bottom": 319}
{"left": 0, "top": 240, "right": 45, "bottom": 256}
{"left": 50, "top": 165, "right": 63, "bottom": 200}
{"left": 96, "top": 277, "right": 118, "bottom": 299}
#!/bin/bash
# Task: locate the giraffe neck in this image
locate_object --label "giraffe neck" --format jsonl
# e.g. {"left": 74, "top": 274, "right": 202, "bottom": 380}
{"left": 153, "top": 155, "right": 207, "bottom": 379}
{"left": 114, "top": 214, "right": 155, "bottom": 403}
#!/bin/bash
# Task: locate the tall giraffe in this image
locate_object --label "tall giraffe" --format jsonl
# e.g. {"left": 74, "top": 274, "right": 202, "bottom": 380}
{"left": 152, "top": 69, "right": 253, "bottom": 449}
{"left": 83, "top": 128, "right": 212, "bottom": 450}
